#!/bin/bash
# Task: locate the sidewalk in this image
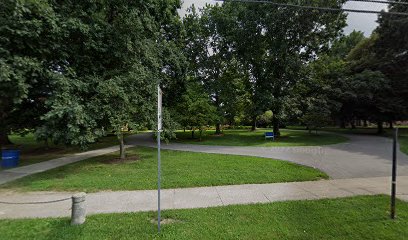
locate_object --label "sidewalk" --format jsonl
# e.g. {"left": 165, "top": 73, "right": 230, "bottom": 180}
{"left": 0, "top": 145, "right": 134, "bottom": 185}
{"left": 1, "top": 176, "right": 407, "bottom": 219}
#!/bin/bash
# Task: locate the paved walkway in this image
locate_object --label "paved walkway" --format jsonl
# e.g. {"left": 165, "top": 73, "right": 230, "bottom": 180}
{"left": 0, "top": 176, "right": 407, "bottom": 219}
{"left": 1, "top": 132, "right": 408, "bottom": 219}
{"left": 1, "top": 132, "right": 407, "bottom": 185}
{"left": 128, "top": 133, "right": 408, "bottom": 179}
{"left": 0, "top": 144, "right": 134, "bottom": 185}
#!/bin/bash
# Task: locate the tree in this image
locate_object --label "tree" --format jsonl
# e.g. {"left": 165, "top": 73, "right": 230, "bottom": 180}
{"left": 372, "top": 1, "right": 408, "bottom": 124}
{"left": 0, "top": 0, "right": 60, "bottom": 147}
{"left": 1, "top": 0, "right": 184, "bottom": 158}
{"left": 297, "top": 31, "right": 378, "bottom": 131}
{"left": 213, "top": 1, "right": 347, "bottom": 135}
{"left": 300, "top": 98, "right": 332, "bottom": 134}
{"left": 175, "top": 81, "right": 217, "bottom": 141}
{"left": 257, "top": 111, "right": 273, "bottom": 128}
{"left": 183, "top": 5, "right": 246, "bottom": 134}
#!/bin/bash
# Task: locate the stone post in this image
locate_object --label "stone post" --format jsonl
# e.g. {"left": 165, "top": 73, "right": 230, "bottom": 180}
{"left": 71, "top": 192, "right": 86, "bottom": 225}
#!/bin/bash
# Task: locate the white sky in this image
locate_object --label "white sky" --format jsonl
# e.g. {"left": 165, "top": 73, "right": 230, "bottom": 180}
{"left": 179, "top": 0, "right": 388, "bottom": 36}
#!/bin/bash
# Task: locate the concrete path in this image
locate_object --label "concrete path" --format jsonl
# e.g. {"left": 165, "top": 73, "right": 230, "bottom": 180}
{"left": 0, "top": 176, "right": 407, "bottom": 219}
{"left": 128, "top": 133, "right": 408, "bottom": 179}
{"left": 0, "top": 145, "right": 134, "bottom": 185}
{"left": 1, "top": 132, "right": 407, "bottom": 185}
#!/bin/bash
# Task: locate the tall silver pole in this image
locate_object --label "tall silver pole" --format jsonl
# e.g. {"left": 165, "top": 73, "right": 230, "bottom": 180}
{"left": 391, "top": 127, "right": 398, "bottom": 219}
{"left": 157, "top": 128, "right": 161, "bottom": 231}
{"left": 157, "top": 85, "right": 162, "bottom": 232}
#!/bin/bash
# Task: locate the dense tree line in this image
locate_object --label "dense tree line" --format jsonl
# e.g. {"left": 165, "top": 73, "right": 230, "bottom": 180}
{"left": 1, "top": 0, "right": 407, "bottom": 153}
{"left": 180, "top": 1, "right": 408, "bottom": 135}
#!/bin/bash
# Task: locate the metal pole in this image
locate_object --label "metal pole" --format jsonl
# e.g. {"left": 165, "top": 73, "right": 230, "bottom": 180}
{"left": 157, "top": 129, "right": 161, "bottom": 231}
{"left": 391, "top": 127, "right": 398, "bottom": 219}
{"left": 157, "top": 85, "right": 162, "bottom": 232}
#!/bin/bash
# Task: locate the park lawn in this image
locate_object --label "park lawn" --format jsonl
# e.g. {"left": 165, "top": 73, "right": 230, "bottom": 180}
{"left": 1, "top": 195, "right": 407, "bottom": 240}
{"left": 1, "top": 133, "right": 129, "bottom": 169}
{"left": 175, "top": 129, "right": 348, "bottom": 147}
{"left": 396, "top": 128, "right": 408, "bottom": 155}
{"left": 400, "top": 136, "right": 408, "bottom": 155}
{"left": 0, "top": 147, "right": 327, "bottom": 192}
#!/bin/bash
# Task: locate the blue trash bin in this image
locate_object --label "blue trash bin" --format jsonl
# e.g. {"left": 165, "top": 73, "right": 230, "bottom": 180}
{"left": 1, "top": 150, "right": 20, "bottom": 168}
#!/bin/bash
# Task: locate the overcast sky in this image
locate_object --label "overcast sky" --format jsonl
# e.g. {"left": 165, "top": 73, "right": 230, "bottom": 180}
{"left": 179, "top": 0, "right": 388, "bottom": 36}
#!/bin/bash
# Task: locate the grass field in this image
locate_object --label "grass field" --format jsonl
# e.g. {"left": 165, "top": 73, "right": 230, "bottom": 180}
{"left": 400, "top": 135, "right": 408, "bottom": 155}
{"left": 1, "top": 133, "right": 124, "bottom": 169}
{"left": 175, "top": 129, "right": 348, "bottom": 147}
{"left": 0, "top": 195, "right": 406, "bottom": 239}
{"left": 0, "top": 147, "right": 327, "bottom": 192}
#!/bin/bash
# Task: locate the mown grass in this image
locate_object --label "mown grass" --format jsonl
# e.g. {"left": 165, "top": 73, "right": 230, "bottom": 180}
{"left": 0, "top": 195, "right": 407, "bottom": 239}
{"left": 0, "top": 146, "right": 327, "bottom": 192}
{"left": 400, "top": 135, "right": 408, "bottom": 155}
{"left": 175, "top": 129, "right": 348, "bottom": 147}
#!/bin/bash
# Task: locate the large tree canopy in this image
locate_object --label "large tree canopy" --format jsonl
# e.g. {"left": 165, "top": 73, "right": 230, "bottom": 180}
{"left": 1, "top": 0, "right": 185, "bottom": 156}
{"left": 0, "top": 0, "right": 61, "bottom": 146}
{"left": 193, "top": 1, "right": 347, "bottom": 134}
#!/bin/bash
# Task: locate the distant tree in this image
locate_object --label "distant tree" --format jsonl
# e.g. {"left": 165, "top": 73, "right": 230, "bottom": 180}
{"left": 175, "top": 81, "right": 217, "bottom": 141}
{"left": 300, "top": 98, "right": 332, "bottom": 134}
{"left": 301, "top": 32, "right": 383, "bottom": 131}
{"left": 330, "top": 31, "right": 365, "bottom": 59}
{"left": 214, "top": 1, "right": 347, "bottom": 135}
{"left": 183, "top": 5, "right": 246, "bottom": 134}
{"left": 257, "top": 111, "right": 274, "bottom": 128}
{"left": 372, "top": 2, "right": 408, "bottom": 123}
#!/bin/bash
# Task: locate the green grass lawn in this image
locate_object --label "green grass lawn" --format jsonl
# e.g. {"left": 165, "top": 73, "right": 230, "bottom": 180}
{"left": 1, "top": 133, "right": 129, "bottom": 169}
{"left": 0, "top": 147, "right": 327, "bottom": 192}
{"left": 400, "top": 135, "right": 408, "bottom": 155}
{"left": 175, "top": 129, "right": 348, "bottom": 147}
{"left": 1, "top": 195, "right": 407, "bottom": 239}
{"left": 395, "top": 127, "right": 408, "bottom": 155}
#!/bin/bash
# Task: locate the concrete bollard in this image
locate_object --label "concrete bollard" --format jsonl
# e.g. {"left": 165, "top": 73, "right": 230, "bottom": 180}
{"left": 71, "top": 192, "right": 86, "bottom": 225}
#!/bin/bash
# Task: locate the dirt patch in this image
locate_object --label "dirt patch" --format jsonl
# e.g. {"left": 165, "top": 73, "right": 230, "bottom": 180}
{"left": 150, "top": 218, "right": 183, "bottom": 225}
{"left": 104, "top": 156, "right": 140, "bottom": 164}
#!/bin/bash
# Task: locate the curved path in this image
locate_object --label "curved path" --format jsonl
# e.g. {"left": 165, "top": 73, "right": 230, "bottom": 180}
{"left": 1, "top": 132, "right": 408, "bottom": 219}
{"left": 128, "top": 133, "right": 408, "bottom": 179}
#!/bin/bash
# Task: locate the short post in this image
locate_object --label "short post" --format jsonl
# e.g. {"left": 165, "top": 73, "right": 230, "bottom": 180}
{"left": 71, "top": 192, "right": 86, "bottom": 225}
{"left": 390, "top": 128, "right": 398, "bottom": 219}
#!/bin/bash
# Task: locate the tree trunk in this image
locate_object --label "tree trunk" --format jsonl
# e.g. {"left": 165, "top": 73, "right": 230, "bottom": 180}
{"left": 272, "top": 115, "right": 280, "bottom": 137}
{"left": 351, "top": 120, "right": 356, "bottom": 129}
{"left": 199, "top": 130, "right": 203, "bottom": 141}
{"left": 377, "top": 121, "right": 384, "bottom": 134}
{"left": 44, "top": 139, "right": 49, "bottom": 150}
{"left": 119, "top": 133, "right": 126, "bottom": 159}
{"left": 389, "top": 121, "right": 394, "bottom": 129}
{"left": 340, "top": 120, "right": 346, "bottom": 129}
{"left": 363, "top": 120, "right": 368, "bottom": 127}
{"left": 215, "top": 123, "right": 221, "bottom": 135}
{"left": 251, "top": 116, "right": 257, "bottom": 131}
{"left": 0, "top": 130, "right": 11, "bottom": 148}
{"left": 191, "top": 130, "right": 195, "bottom": 139}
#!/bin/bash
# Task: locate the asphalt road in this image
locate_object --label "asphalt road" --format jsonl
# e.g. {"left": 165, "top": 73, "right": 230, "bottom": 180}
{"left": 128, "top": 132, "right": 408, "bottom": 179}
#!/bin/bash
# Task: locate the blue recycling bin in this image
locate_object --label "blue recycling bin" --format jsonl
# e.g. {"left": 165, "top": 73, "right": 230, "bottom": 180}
{"left": 1, "top": 150, "right": 20, "bottom": 168}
